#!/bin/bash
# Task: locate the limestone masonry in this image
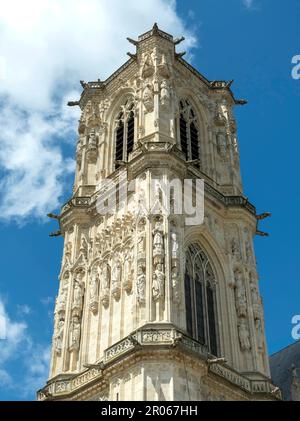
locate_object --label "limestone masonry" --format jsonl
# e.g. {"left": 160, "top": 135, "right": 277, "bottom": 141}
{"left": 38, "top": 24, "right": 280, "bottom": 401}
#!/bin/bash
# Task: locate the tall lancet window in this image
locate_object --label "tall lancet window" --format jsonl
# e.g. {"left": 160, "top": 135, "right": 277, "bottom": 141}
{"left": 114, "top": 100, "right": 135, "bottom": 169}
{"left": 179, "top": 99, "right": 200, "bottom": 164}
{"left": 185, "top": 244, "right": 219, "bottom": 356}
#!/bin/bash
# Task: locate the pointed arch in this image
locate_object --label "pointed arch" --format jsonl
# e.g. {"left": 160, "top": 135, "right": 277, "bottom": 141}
{"left": 179, "top": 99, "right": 200, "bottom": 165}
{"left": 184, "top": 242, "right": 219, "bottom": 356}
{"left": 114, "top": 99, "right": 136, "bottom": 169}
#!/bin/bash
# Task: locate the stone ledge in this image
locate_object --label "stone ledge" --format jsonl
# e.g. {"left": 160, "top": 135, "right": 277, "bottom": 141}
{"left": 38, "top": 326, "right": 280, "bottom": 401}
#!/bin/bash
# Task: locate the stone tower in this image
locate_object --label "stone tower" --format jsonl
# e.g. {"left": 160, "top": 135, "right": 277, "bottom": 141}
{"left": 38, "top": 24, "right": 280, "bottom": 401}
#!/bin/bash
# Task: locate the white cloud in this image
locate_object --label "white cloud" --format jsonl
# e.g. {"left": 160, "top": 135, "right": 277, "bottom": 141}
{"left": 17, "top": 304, "right": 32, "bottom": 316}
{"left": 242, "top": 0, "right": 256, "bottom": 10}
{"left": 0, "top": 0, "right": 197, "bottom": 222}
{"left": 0, "top": 299, "right": 50, "bottom": 398}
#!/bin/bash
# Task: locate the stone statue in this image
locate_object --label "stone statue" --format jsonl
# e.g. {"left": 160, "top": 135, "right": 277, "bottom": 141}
{"left": 69, "top": 316, "right": 81, "bottom": 351}
{"left": 80, "top": 235, "right": 88, "bottom": 259}
{"left": 238, "top": 319, "right": 251, "bottom": 351}
{"left": 56, "top": 285, "right": 68, "bottom": 315}
{"left": 160, "top": 80, "right": 170, "bottom": 106}
{"left": 250, "top": 276, "right": 259, "bottom": 306}
{"left": 88, "top": 131, "right": 98, "bottom": 150}
{"left": 245, "top": 240, "right": 253, "bottom": 264}
{"left": 101, "top": 263, "right": 110, "bottom": 291}
{"left": 171, "top": 232, "right": 179, "bottom": 260}
{"left": 65, "top": 242, "right": 72, "bottom": 260}
{"left": 153, "top": 222, "right": 164, "bottom": 257}
{"left": 123, "top": 249, "right": 133, "bottom": 292}
{"left": 234, "top": 271, "right": 247, "bottom": 318}
{"left": 89, "top": 272, "right": 99, "bottom": 303}
{"left": 152, "top": 262, "right": 165, "bottom": 301}
{"left": 137, "top": 232, "right": 146, "bottom": 259}
{"left": 255, "top": 318, "right": 263, "bottom": 350}
{"left": 137, "top": 264, "right": 146, "bottom": 304}
{"left": 72, "top": 280, "right": 83, "bottom": 312}
{"left": 111, "top": 258, "right": 121, "bottom": 299}
{"left": 171, "top": 266, "right": 180, "bottom": 303}
{"left": 100, "top": 262, "right": 110, "bottom": 306}
{"left": 54, "top": 320, "right": 64, "bottom": 354}
{"left": 231, "top": 238, "right": 241, "bottom": 260}
{"left": 143, "top": 84, "right": 154, "bottom": 112}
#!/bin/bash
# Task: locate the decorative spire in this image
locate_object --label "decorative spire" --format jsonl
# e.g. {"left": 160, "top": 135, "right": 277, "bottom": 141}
{"left": 151, "top": 22, "right": 159, "bottom": 35}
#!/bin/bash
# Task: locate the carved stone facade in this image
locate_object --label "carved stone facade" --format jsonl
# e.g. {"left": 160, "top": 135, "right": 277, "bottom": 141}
{"left": 38, "top": 25, "right": 279, "bottom": 401}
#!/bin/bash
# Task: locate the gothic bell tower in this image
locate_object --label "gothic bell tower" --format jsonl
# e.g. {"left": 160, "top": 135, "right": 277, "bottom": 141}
{"left": 38, "top": 24, "right": 280, "bottom": 401}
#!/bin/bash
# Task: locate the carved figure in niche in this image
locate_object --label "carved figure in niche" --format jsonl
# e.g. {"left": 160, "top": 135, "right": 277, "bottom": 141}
{"left": 238, "top": 319, "right": 251, "bottom": 351}
{"left": 136, "top": 263, "right": 146, "bottom": 304}
{"left": 160, "top": 80, "right": 170, "bottom": 106}
{"left": 101, "top": 262, "right": 110, "bottom": 291}
{"left": 69, "top": 315, "right": 81, "bottom": 351}
{"left": 152, "top": 262, "right": 165, "bottom": 301}
{"left": 249, "top": 275, "right": 260, "bottom": 306}
{"left": 83, "top": 100, "right": 93, "bottom": 123}
{"left": 231, "top": 237, "right": 241, "bottom": 260}
{"left": 171, "top": 266, "right": 180, "bottom": 303}
{"left": 217, "top": 133, "right": 227, "bottom": 158}
{"left": 123, "top": 248, "right": 133, "bottom": 292}
{"left": 65, "top": 242, "right": 72, "bottom": 260}
{"left": 79, "top": 235, "right": 88, "bottom": 259}
{"left": 87, "top": 132, "right": 98, "bottom": 160}
{"left": 72, "top": 278, "right": 84, "bottom": 312}
{"left": 171, "top": 231, "right": 179, "bottom": 260}
{"left": 137, "top": 231, "right": 146, "bottom": 259}
{"left": 234, "top": 271, "right": 247, "bottom": 318}
{"left": 56, "top": 284, "right": 68, "bottom": 315}
{"left": 99, "top": 98, "right": 110, "bottom": 121}
{"left": 153, "top": 220, "right": 164, "bottom": 257}
{"left": 100, "top": 262, "right": 110, "bottom": 306}
{"left": 54, "top": 320, "right": 64, "bottom": 355}
{"left": 214, "top": 102, "right": 226, "bottom": 125}
{"left": 245, "top": 240, "right": 253, "bottom": 264}
{"left": 255, "top": 318, "right": 263, "bottom": 350}
{"left": 89, "top": 271, "right": 99, "bottom": 303}
{"left": 111, "top": 257, "right": 121, "bottom": 299}
{"left": 142, "top": 84, "right": 154, "bottom": 112}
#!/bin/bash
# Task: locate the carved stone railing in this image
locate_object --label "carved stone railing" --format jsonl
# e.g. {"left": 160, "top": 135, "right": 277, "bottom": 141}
{"left": 38, "top": 327, "right": 280, "bottom": 400}
{"left": 209, "top": 363, "right": 251, "bottom": 392}
{"left": 104, "top": 337, "right": 136, "bottom": 363}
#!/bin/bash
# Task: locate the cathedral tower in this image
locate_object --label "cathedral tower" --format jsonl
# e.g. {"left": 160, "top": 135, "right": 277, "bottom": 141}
{"left": 38, "top": 25, "right": 280, "bottom": 401}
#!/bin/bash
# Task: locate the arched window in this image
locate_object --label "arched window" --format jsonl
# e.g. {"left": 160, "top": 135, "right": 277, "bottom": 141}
{"left": 115, "top": 100, "right": 135, "bottom": 169}
{"left": 179, "top": 99, "right": 200, "bottom": 164}
{"left": 185, "top": 243, "right": 219, "bottom": 356}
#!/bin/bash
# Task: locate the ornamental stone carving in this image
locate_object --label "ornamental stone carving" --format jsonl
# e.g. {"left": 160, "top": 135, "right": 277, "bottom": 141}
{"left": 72, "top": 275, "right": 84, "bottom": 315}
{"left": 55, "top": 283, "right": 68, "bottom": 317}
{"left": 123, "top": 248, "right": 133, "bottom": 293}
{"left": 54, "top": 320, "right": 64, "bottom": 355}
{"left": 142, "top": 83, "right": 154, "bottom": 112}
{"left": 234, "top": 270, "right": 247, "bottom": 318}
{"left": 238, "top": 319, "right": 251, "bottom": 351}
{"left": 89, "top": 269, "right": 99, "bottom": 314}
{"left": 152, "top": 262, "right": 165, "bottom": 301}
{"left": 160, "top": 79, "right": 170, "bottom": 106}
{"left": 100, "top": 262, "right": 110, "bottom": 307}
{"left": 111, "top": 257, "right": 121, "bottom": 300}
{"left": 171, "top": 266, "right": 180, "bottom": 304}
{"left": 69, "top": 315, "right": 81, "bottom": 352}
{"left": 171, "top": 231, "right": 179, "bottom": 260}
{"left": 136, "top": 262, "right": 146, "bottom": 304}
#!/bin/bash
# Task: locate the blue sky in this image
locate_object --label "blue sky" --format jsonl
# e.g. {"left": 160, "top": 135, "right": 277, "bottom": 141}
{"left": 0, "top": 0, "right": 299, "bottom": 400}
